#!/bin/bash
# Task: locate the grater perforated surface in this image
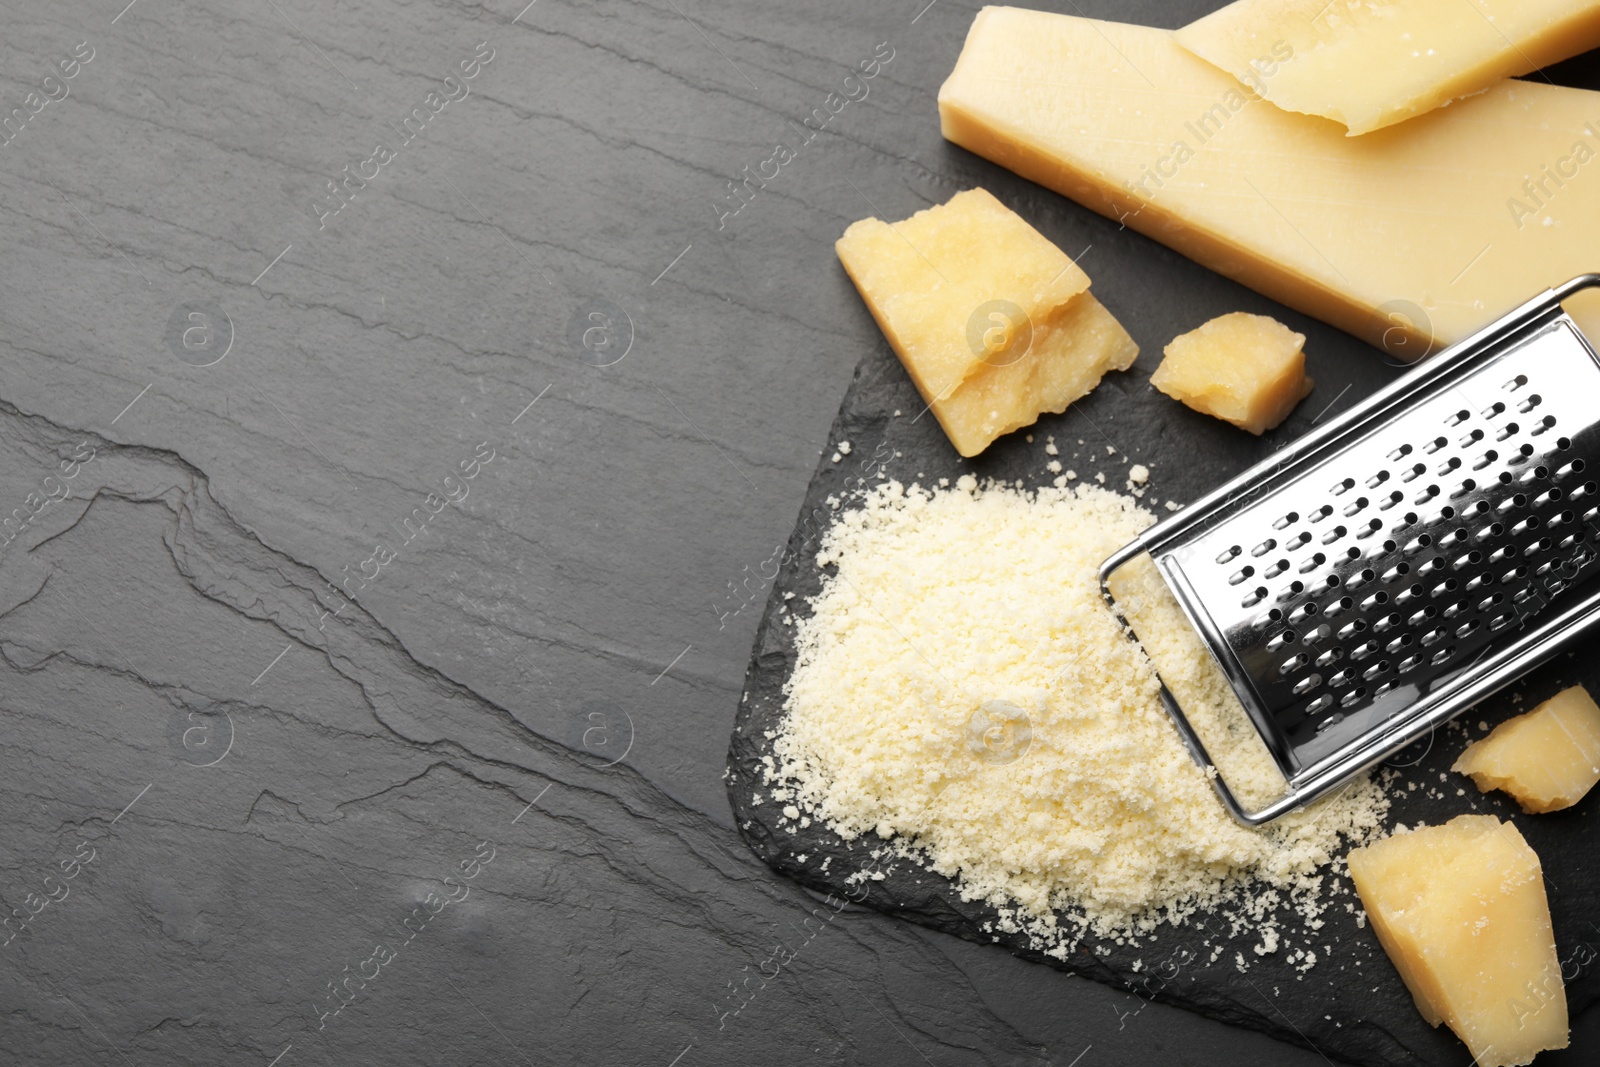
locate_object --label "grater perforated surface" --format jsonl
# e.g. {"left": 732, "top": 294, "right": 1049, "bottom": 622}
{"left": 1164, "top": 318, "right": 1600, "bottom": 774}
{"left": 1102, "top": 281, "right": 1600, "bottom": 822}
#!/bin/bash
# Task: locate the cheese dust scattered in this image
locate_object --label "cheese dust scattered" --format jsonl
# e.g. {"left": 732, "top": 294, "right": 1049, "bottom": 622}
{"left": 767, "top": 478, "right": 1387, "bottom": 957}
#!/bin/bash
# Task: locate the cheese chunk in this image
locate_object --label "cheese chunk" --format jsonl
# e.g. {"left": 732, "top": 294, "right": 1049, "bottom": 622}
{"left": 1347, "top": 816, "right": 1567, "bottom": 1066}
{"left": 836, "top": 187, "right": 1137, "bottom": 456}
{"left": 930, "top": 292, "right": 1139, "bottom": 456}
{"left": 1454, "top": 686, "right": 1600, "bottom": 813}
{"left": 1152, "top": 312, "right": 1311, "bottom": 434}
{"left": 937, "top": 7, "right": 1600, "bottom": 357}
{"left": 1176, "top": 0, "right": 1600, "bottom": 136}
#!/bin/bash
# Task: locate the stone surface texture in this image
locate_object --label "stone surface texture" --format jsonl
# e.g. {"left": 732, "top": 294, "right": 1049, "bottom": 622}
{"left": 0, "top": 1, "right": 1596, "bottom": 1065}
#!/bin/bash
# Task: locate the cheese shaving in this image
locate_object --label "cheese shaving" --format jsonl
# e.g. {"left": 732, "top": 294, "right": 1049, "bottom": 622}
{"left": 770, "top": 479, "right": 1387, "bottom": 950}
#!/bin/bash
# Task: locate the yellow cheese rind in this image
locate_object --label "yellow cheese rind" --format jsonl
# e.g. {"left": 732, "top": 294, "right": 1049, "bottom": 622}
{"left": 835, "top": 187, "right": 1135, "bottom": 457}
{"left": 937, "top": 7, "right": 1600, "bottom": 357}
{"left": 1347, "top": 816, "right": 1568, "bottom": 1065}
{"left": 1453, "top": 686, "right": 1600, "bottom": 813}
{"left": 1151, "top": 312, "right": 1311, "bottom": 434}
{"left": 1176, "top": 0, "right": 1600, "bottom": 136}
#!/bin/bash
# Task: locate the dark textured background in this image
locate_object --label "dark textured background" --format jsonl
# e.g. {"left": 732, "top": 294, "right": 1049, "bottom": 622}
{"left": 0, "top": 1, "right": 1595, "bottom": 1065}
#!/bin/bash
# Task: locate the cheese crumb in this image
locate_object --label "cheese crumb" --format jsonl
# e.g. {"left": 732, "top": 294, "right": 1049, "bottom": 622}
{"left": 1046, "top": 460, "right": 1063, "bottom": 474}
{"left": 1128, "top": 464, "right": 1149, "bottom": 484}
{"left": 838, "top": 440, "right": 853, "bottom": 455}
{"left": 771, "top": 480, "right": 1387, "bottom": 947}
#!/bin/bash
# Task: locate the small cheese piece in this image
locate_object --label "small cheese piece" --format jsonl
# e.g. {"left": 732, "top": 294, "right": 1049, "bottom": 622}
{"left": 1176, "top": 0, "right": 1600, "bottom": 136}
{"left": 1151, "top": 312, "right": 1311, "bottom": 434}
{"left": 1346, "top": 816, "right": 1567, "bottom": 1066}
{"left": 1453, "top": 686, "right": 1600, "bottom": 813}
{"left": 835, "top": 187, "right": 1137, "bottom": 457}
{"left": 937, "top": 7, "right": 1600, "bottom": 356}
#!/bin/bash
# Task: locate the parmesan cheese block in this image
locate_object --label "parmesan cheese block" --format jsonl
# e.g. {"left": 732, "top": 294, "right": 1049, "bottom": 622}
{"left": 835, "top": 188, "right": 1137, "bottom": 456}
{"left": 1176, "top": 0, "right": 1600, "bottom": 136}
{"left": 1346, "top": 816, "right": 1567, "bottom": 1066}
{"left": 937, "top": 7, "right": 1600, "bottom": 357}
{"left": 1453, "top": 686, "right": 1600, "bottom": 813}
{"left": 1151, "top": 312, "right": 1311, "bottom": 434}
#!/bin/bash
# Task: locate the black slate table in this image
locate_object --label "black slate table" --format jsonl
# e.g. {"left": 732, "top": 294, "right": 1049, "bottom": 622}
{"left": 0, "top": 2, "right": 1595, "bottom": 1065}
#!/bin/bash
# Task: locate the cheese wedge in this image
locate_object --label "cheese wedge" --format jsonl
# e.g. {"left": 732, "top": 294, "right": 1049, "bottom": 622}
{"left": 1152, "top": 312, "right": 1311, "bottom": 433}
{"left": 1454, "top": 686, "right": 1600, "bottom": 813}
{"left": 1176, "top": 0, "right": 1600, "bottom": 136}
{"left": 836, "top": 188, "right": 1137, "bottom": 456}
{"left": 937, "top": 7, "right": 1600, "bottom": 358}
{"left": 1347, "top": 816, "right": 1567, "bottom": 1065}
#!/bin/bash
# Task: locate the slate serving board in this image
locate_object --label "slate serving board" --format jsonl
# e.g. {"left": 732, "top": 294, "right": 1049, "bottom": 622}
{"left": 726, "top": 310, "right": 1600, "bottom": 1066}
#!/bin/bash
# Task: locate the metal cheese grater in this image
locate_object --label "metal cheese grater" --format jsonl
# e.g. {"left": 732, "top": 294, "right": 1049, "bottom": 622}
{"left": 1099, "top": 275, "right": 1600, "bottom": 826}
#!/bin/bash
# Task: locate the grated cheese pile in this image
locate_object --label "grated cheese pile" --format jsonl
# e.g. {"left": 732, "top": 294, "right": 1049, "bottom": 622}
{"left": 769, "top": 478, "right": 1387, "bottom": 952}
